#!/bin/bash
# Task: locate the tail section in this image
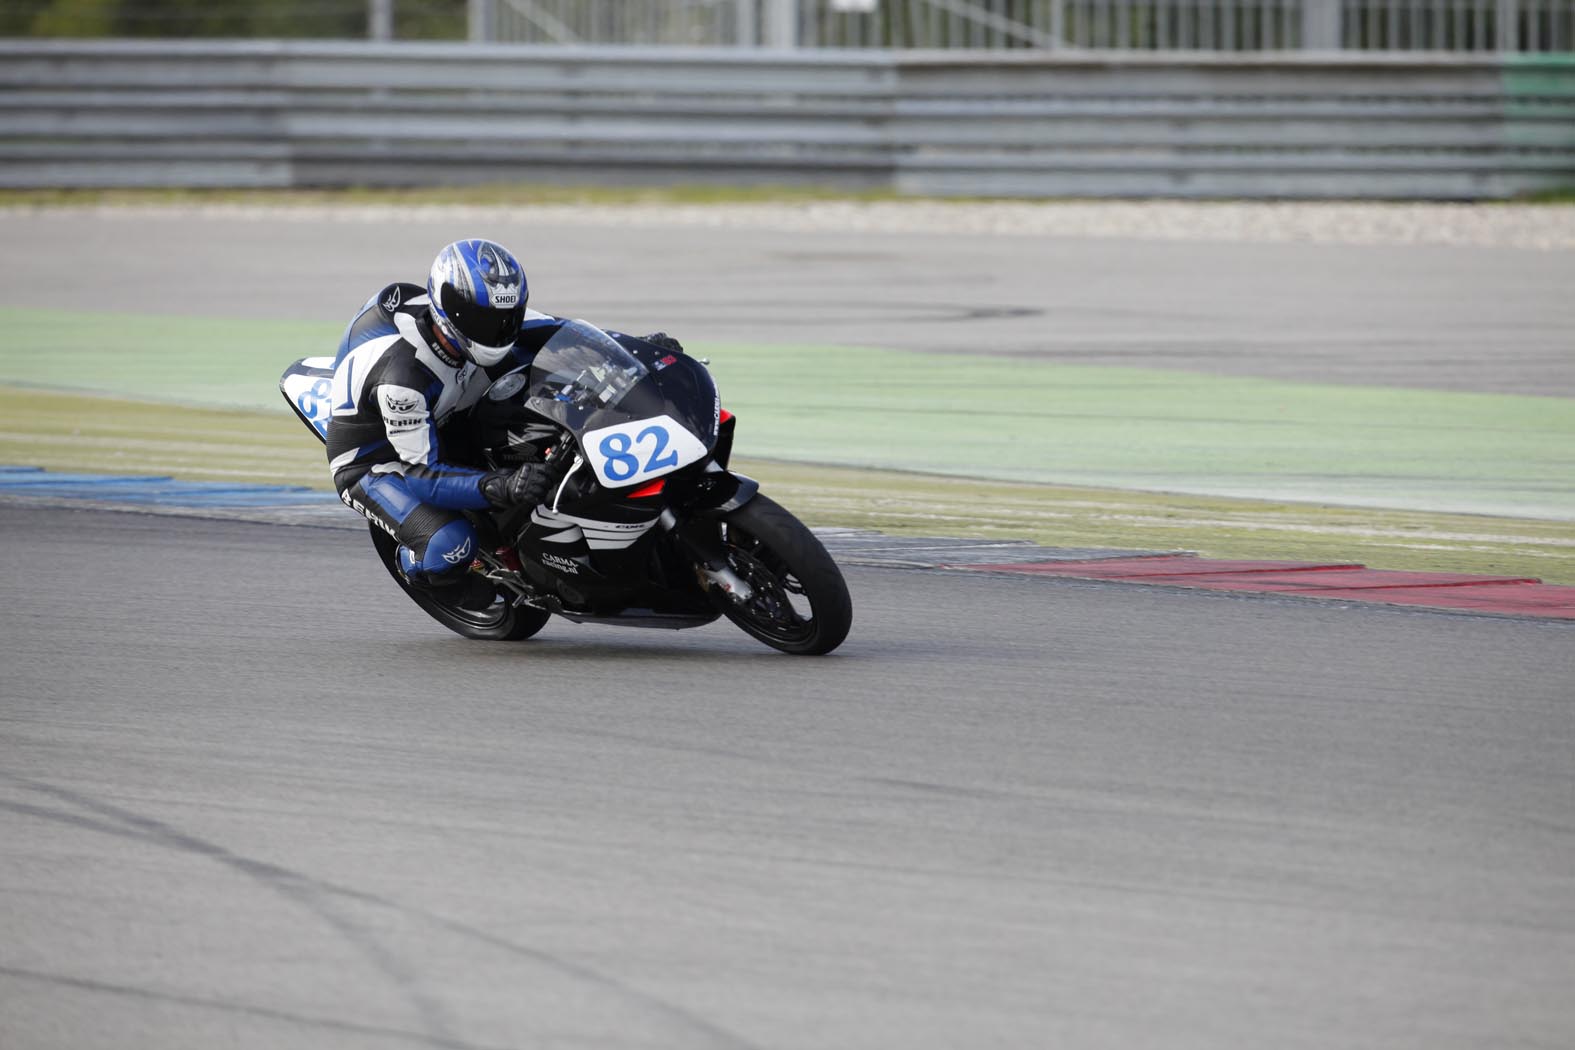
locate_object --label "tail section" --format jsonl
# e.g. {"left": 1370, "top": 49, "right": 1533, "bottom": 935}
{"left": 279, "top": 357, "right": 338, "bottom": 444}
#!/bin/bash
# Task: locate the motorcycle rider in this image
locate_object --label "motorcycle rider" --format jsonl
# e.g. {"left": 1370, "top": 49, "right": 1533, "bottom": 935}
{"left": 327, "top": 237, "right": 682, "bottom": 595}
{"left": 327, "top": 238, "right": 561, "bottom": 594}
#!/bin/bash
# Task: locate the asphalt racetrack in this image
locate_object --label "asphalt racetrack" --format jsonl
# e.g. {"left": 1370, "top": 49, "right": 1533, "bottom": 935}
{"left": 4, "top": 505, "right": 1573, "bottom": 1050}
{"left": 3, "top": 208, "right": 1574, "bottom": 1048}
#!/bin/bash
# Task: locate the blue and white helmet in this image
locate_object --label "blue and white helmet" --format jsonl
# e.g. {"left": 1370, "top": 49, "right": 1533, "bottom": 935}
{"left": 426, "top": 239, "right": 528, "bottom": 367}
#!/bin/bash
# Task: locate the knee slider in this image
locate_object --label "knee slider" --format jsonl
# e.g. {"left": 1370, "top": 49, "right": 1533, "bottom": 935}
{"left": 410, "top": 519, "right": 477, "bottom": 582}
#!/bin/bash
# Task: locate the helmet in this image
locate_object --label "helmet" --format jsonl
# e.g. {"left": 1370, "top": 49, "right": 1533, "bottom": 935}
{"left": 427, "top": 239, "right": 528, "bottom": 367}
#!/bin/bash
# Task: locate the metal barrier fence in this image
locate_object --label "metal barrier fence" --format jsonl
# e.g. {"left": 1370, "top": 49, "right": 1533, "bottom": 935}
{"left": 4, "top": 0, "right": 1570, "bottom": 49}
{"left": 476, "top": 0, "right": 1575, "bottom": 50}
{"left": 494, "top": 0, "right": 744, "bottom": 46}
{"left": 1340, "top": 0, "right": 1573, "bottom": 51}
{"left": 2, "top": 40, "right": 1572, "bottom": 199}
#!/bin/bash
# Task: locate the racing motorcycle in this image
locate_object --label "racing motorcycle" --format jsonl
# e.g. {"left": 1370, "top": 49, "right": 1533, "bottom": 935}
{"left": 279, "top": 320, "right": 851, "bottom": 655}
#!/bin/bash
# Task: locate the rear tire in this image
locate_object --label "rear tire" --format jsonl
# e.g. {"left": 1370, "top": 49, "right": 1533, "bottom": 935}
{"left": 369, "top": 525, "right": 550, "bottom": 642}
{"left": 713, "top": 496, "right": 851, "bottom": 655}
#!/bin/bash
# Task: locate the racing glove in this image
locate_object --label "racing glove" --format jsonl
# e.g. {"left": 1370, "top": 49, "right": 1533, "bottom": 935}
{"left": 481, "top": 462, "right": 550, "bottom": 509}
{"left": 641, "top": 331, "right": 684, "bottom": 355}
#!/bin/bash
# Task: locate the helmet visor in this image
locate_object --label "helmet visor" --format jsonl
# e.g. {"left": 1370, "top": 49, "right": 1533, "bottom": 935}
{"left": 439, "top": 282, "right": 524, "bottom": 348}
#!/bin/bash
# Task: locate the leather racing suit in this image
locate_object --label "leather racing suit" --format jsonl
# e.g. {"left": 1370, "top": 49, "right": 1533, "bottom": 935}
{"left": 326, "top": 282, "right": 560, "bottom": 582}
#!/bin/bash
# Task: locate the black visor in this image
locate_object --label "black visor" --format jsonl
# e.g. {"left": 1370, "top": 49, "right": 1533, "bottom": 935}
{"left": 440, "top": 282, "right": 525, "bottom": 347}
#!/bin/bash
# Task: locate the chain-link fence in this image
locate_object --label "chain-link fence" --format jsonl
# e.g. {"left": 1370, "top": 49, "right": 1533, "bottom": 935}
{"left": 3, "top": 0, "right": 1571, "bottom": 50}
{"left": 802, "top": 0, "right": 1571, "bottom": 50}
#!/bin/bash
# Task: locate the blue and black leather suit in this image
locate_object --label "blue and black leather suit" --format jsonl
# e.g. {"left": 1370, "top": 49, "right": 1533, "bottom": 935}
{"left": 326, "top": 282, "right": 561, "bottom": 582}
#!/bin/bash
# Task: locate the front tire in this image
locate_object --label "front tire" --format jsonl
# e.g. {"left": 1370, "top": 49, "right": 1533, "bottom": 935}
{"left": 713, "top": 496, "right": 851, "bottom": 655}
{"left": 369, "top": 525, "right": 550, "bottom": 641}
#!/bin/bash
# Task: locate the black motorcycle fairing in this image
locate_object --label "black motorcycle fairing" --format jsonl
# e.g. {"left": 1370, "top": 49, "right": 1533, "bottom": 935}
{"left": 519, "top": 322, "right": 720, "bottom": 470}
{"left": 658, "top": 464, "right": 759, "bottom": 518}
{"left": 468, "top": 324, "right": 719, "bottom": 474}
{"left": 713, "top": 411, "right": 737, "bottom": 469}
{"left": 501, "top": 471, "right": 716, "bottom": 618}
{"left": 695, "top": 472, "right": 760, "bottom": 516}
{"left": 459, "top": 320, "right": 747, "bottom": 622}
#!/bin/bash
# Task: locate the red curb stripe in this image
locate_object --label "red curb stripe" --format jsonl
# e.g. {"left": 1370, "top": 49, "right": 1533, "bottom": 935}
{"left": 1142, "top": 571, "right": 1543, "bottom": 591}
{"left": 956, "top": 557, "right": 1575, "bottom": 619}
{"left": 984, "top": 557, "right": 1365, "bottom": 579}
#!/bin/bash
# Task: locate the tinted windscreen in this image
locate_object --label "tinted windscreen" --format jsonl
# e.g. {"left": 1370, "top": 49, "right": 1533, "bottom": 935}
{"left": 528, "top": 322, "right": 650, "bottom": 412}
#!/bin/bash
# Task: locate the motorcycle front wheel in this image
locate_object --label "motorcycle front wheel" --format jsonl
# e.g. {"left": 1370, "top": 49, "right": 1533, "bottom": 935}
{"left": 369, "top": 525, "right": 550, "bottom": 642}
{"left": 713, "top": 495, "right": 851, "bottom": 655}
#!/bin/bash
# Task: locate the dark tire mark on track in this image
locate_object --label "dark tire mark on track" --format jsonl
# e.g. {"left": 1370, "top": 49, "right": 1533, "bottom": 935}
{"left": 0, "top": 773, "right": 759, "bottom": 1050}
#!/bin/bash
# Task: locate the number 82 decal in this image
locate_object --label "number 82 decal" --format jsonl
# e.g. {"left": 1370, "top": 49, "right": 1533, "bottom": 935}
{"left": 583, "top": 415, "right": 709, "bottom": 488}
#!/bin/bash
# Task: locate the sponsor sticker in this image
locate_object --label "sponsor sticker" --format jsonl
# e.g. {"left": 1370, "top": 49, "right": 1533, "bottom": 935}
{"left": 340, "top": 492, "right": 397, "bottom": 537}
{"left": 541, "top": 552, "right": 580, "bottom": 575}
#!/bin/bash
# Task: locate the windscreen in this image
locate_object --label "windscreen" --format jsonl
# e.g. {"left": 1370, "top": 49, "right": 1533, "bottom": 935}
{"left": 527, "top": 321, "right": 649, "bottom": 412}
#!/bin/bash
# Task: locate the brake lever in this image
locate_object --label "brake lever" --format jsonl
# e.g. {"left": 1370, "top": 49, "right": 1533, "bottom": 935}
{"left": 551, "top": 454, "right": 584, "bottom": 514}
{"left": 541, "top": 430, "right": 574, "bottom": 475}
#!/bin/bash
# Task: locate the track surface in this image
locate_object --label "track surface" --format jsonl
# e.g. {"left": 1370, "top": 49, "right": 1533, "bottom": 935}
{"left": 3, "top": 210, "right": 1573, "bottom": 1047}
{"left": 4, "top": 209, "right": 1574, "bottom": 395}
{"left": 3, "top": 506, "right": 1573, "bottom": 1049}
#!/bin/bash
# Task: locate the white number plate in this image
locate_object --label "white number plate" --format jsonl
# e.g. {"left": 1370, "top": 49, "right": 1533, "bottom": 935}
{"left": 582, "top": 415, "right": 709, "bottom": 489}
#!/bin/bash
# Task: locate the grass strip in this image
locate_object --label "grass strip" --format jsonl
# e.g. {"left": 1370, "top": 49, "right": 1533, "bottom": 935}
{"left": 750, "top": 459, "right": 1575, "bottom": 583}
{"left": 5, "top": 387, "right": 1571, "bottom": 584}
{"left": 0, "top": 388, "right": 327, "bottom": 484}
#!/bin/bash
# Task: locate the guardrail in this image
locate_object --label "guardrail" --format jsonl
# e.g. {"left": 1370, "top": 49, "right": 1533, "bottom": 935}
{"left": 2, "top": 40, "right": 1572, "bottom": 198}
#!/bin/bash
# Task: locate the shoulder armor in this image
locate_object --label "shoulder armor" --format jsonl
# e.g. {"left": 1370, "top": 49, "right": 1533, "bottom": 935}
{"left": 371, "top": 282, "right": 429, "bottom": 317}
{"left": 337, "top": 282, "right": 429, "bottom": 363}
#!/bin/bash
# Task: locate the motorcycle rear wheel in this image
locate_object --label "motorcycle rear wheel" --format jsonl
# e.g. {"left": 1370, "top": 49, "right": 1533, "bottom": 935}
{"left": 369, "top": 525, "right": 550, "bottom": 642}
{"left": 714, "top": 496, "right": 851, "bottom": 655}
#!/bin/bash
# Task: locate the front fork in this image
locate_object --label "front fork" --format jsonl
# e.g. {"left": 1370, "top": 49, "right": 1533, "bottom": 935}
{"left": 659, "top": 508, "right": 755, "bottom": 602}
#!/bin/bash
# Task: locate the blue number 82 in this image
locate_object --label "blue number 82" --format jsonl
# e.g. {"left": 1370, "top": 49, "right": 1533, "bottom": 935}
{"left": 599, "top": 425, "right": 680, "bottom": 483}
{"left": 297, "top": 378, "right": 331, "bottom": 419}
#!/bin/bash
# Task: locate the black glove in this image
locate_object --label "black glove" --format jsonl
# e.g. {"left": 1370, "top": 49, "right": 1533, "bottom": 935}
{"left": 641, "top": 331, "right": 684, "bottom": 355}
{"left": 481, "top": 463, "right": 549, "bottom": 508}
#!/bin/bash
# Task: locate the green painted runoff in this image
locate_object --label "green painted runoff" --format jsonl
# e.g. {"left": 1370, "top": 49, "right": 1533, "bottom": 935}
{"left": 3, "top": 305, "right": 1573, "bottom": 521}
